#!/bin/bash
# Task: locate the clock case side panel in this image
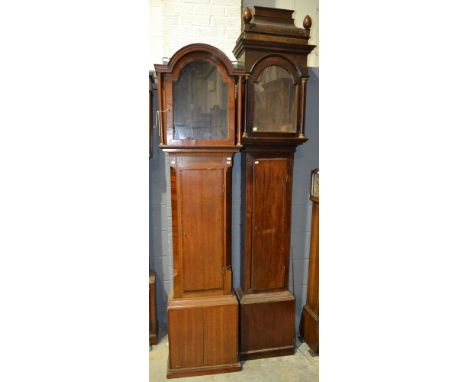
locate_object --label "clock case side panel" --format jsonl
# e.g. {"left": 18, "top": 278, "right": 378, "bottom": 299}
{"left": 300, "top": 196, "right": 319, "bottom": 354}
{"left": 155, "top": 71, "right": 167, "bottom": 146}
{"left": 169, "top": 163, "right": 183, "bottom": 298}
{"left": 239, "top": 152, "right": 247, "bottom": 291}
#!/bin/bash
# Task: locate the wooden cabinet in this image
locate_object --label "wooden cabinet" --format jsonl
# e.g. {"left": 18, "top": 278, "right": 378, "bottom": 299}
{"left": 155, "top": 44, "right": 241, "bottom": 378}
{"left": 234, "top": 6, "right": 316, "bottom": 360}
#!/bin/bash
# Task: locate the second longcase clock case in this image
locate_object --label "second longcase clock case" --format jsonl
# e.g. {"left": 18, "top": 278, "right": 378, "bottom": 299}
{"left": 234, "top": 6, "right": 315, "bottom": 360}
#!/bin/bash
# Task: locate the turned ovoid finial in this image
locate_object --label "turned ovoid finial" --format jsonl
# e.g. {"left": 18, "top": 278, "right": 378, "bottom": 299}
{"left": 303, "top": 15, "right": 312, "bottom": 29}
{"left": 243, "top": 7, "right": 252, "bottom": 24}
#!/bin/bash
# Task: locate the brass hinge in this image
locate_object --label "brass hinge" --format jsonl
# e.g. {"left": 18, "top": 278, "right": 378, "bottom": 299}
{"left": 235, "top": 82, "right": 238, "bottom": 99}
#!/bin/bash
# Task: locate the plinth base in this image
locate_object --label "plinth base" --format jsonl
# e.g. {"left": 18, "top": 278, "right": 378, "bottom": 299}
{"left": 167, "top": 359, "right": 241, "bottom": 379}
{"left": 167, "top": 291, "right": 241, "bottom": 379}
{"left": 236, "top": 289, "right": 296, "bottom": 360}
{"left": 300, "top": 304, "right": 319, "bottom": 354}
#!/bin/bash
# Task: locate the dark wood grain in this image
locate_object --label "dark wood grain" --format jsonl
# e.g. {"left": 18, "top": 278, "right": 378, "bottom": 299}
{"left": 251, "top": 158, "right": 289, "bottom": 290}
{"left": 233, "top": 7, "right": 314, "bottom": 77}
{"left": 300, "top": 194, "right": 319, "bottom": 353}
{"left": 234, "top": 6, "right": 315, "bottom": 360}
{"left": 236, "top": 76, "right": 243, "bottom": 146}
{"left": 299, "top": 77, "right": 308, "bottom": 137}
{"left": 236, "top": 289, "right": 295, "bottom": 360}
{"left": 241, "top": 148, "right": 295, "bottom": 293}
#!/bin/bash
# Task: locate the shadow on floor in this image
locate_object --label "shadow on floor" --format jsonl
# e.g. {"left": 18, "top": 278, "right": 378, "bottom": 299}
{"left": 149, "top": 335, "right": 319, "bottom": 382}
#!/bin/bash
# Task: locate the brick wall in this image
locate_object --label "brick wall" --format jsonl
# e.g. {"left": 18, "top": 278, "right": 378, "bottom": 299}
{"left": 149, "top": 0, "right": 241, "bottom": 69}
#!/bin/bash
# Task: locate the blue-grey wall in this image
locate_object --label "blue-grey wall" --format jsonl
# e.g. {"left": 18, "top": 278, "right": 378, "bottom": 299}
{"left": 150, "top": 67, "right": 318, "bottom": 335}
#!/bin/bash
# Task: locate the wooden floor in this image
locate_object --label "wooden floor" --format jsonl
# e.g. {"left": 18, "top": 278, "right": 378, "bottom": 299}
{"left": 150, "top": 331, "right": 319, "bottom": 382}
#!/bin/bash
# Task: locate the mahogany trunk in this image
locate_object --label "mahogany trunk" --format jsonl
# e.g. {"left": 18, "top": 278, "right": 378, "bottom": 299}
{"left": 237, "top": 147, "right": 297, "bottom": 359}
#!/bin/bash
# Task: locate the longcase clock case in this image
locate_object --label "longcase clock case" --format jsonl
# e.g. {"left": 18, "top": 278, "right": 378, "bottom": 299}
{"left": 234, "top": 6, "right": 315, "bottom": 360}
{"left": 155, "top": 44, "right": 243, "bottom": 379}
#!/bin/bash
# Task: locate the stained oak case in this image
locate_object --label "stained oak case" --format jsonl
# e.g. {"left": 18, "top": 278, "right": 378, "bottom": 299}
{"left": 234, "top": 6, "right": 316, "bottom": 360}
{"left": 155, "top": 44, "right": 242, "bottom": 379}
